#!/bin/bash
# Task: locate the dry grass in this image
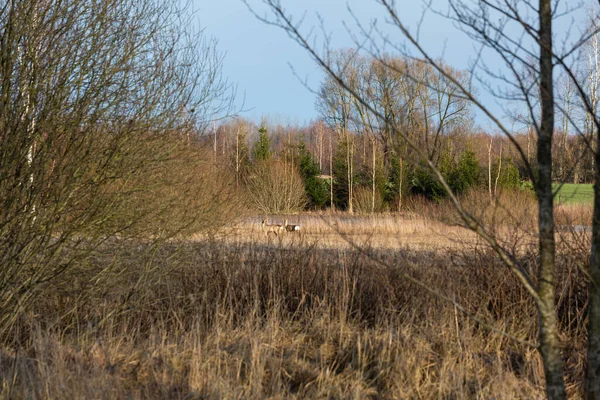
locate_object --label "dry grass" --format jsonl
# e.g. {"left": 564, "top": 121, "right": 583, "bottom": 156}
{"left": 555, "top": 203, "right": 593, "bottom": 227}
{"left": 217, "top": 188, "right": 591, "bottom": 253}
{"left": 217, "top": 213, "right": 479, "bottom": 251}
{"left": 0, "top": 223, "right": 589, "bottom": 399}
{"left": 0, "top": 187, "right": 593, "bottom": 399}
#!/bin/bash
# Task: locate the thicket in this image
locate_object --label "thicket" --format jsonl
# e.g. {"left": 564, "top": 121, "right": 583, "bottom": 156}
{"left": 0, "top": 0, "right": 235, "bottom": 333}
{"left": 246, "top": 159, "right": 307, "bottom": 213}
{"left": 410, "top": 150, "right": 484, "bottom": 202}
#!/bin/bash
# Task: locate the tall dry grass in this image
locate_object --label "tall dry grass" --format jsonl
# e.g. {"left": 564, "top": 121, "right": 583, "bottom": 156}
{"left": 0, "top": 233, "right": 589, "bottom": 399}
{"left": 404, "top": 189, "right": 539, "bottom": 230}
{"left": 555, "top": 203, "right": 593, "bottom": 227}
{"left": 404, "top": 188, "right": 592, "bottom": 232}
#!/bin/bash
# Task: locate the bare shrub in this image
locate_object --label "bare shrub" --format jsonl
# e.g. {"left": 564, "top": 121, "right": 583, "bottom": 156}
{"left": 246, "top": 160, "right": 307, "bottom": 213}
{"left": 449, "top": 189, "right": 538, "bottom": 230}
{"left": 404, "top": 189, "right": 538, "bottom": 232}
{"left": 555, "top": 203, "right": 593, "bottom": 227}
{"left": 107, "top": 139, "right": 240, "bottom": 237}
{"left": 352, "top": 186, "right": 385, "bottom": 214}
{"left": 403, "top": 194, "right": 444, "bottom": 220}
{"left": 0, "top": 0, "right": 234, "bottom": 333}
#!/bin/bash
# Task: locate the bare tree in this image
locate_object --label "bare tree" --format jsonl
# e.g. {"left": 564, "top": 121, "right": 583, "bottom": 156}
{"left": 556, "top": 74, "right": 574, "bottom": 181}
{"left": 244, "top": 0, "right": 600, "bottom": 397}
{"left": 329, "top": 126, "right": 335, "bottom": 210}
{"left": 317, "top": 50, "right": 358, "bottom": 213}
{"left": 233, "top": 119, "right": 251, "bottom": 187}
{"left": 315, "top": 120, "right": 325, "bottom": 171}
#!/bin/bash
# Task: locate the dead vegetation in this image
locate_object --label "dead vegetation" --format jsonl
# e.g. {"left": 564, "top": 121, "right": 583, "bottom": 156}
{"left": 0, "top": 205, "right": 591, "bottom": 398}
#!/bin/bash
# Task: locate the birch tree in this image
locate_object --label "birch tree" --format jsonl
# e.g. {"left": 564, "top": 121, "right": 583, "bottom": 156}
{"left": 317, "top": 50, "right": 357, "bottom": 212}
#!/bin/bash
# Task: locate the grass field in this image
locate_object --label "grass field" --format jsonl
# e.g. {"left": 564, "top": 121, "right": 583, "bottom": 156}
{"left": 554, "top": 183, "right": 594, "bottom": 204}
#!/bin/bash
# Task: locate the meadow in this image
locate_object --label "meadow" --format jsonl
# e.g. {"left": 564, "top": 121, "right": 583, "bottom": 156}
{"left": 0, "top": 191, "right": 592, "bottom": 399}
{"left": 554, "top": 183, "right": 594, "bottom": 205}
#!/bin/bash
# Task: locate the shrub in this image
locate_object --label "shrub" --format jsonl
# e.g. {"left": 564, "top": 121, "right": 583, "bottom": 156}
{"left": 246, "top": 160, "right": 307, "bottom": 213}
{"left": 353, "top": 186, "right": 385, "bottom": 213}
{"left": 332, "top": 139, "right": 351, "bottom": 210}
{"left": 408, "top": 150, "right": 482, "bottom": 202}
{"left": 493, "top": 157, "right": 522, "bottom": 189}
{"left": 450, "top": 150, "right": 481, "bottom": 193}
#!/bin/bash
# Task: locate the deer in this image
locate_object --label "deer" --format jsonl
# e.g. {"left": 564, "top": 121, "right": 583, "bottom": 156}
{"left": 261, "top": 218, "right": 284, "bottom": 237}
{"left": 284, "top": 219, "right": 301, "bottom": 232}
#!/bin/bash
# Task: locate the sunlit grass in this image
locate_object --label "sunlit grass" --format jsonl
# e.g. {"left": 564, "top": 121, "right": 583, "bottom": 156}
{"left": 554, "top": 183, "right": 594, "bottom": 204}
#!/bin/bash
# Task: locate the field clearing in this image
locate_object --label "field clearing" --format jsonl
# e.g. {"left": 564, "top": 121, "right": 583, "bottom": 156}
{"left": 200, "top": 213, "right": 481, "bottom": 251}
{"left": 554, "top": 183, "right": 594, "bottom": 204}
{"left": 199, "top": 199, "right": 593, "bottom": 253}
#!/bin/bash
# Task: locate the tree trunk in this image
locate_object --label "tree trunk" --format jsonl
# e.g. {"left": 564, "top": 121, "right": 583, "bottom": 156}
{"left": 372, "top": 137, "right": 376, "bottom": 214}
{"left": 588, "top": 146, "right": 600, "bottom": 398}
{"left": 494, "top": 142, "right": 503, "bottom": 199}
{"left": 398, "top": 157, "right": 403, "bottom": 212}
{"left": 538, "top": 1, "right": 566, "bottom": 398}
{"left": 561, "top": 80, "right": 571, "bottom": 182}
{"left": 330, "top": 130, "right": 335, "bottom": 211}
{"left": 587, "top": 16, "right": 600, "bottom": 398}
{"left": 318, "top": 124, "right": 323, "bottom": 172}
{"left": 19, "top": 5, "right": 40, "bottom": 219}
{"left": 527, "top": 118, "right": 531, "bottom": 166}
{"left": 213, "top": 120, "right": 217, "bottom": 163}
{"left": 488, "top": 138, "right": 493, "bottom": 200}
{"left": 346, "top": 129, "right": 354, "bottom": 214}
{"left": 235, "top": 127, "right": 240, "bottom": 187}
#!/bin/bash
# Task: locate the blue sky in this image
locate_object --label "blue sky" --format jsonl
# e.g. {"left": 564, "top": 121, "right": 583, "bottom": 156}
{"left": 194, "top": 0, "right": 589, "bottom": 128}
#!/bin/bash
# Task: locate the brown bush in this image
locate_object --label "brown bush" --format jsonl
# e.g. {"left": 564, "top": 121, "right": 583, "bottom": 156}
{"left": 246, "top": 160, "right": 307, "bottom": 214}
{"left": 352, "top": 186, "right": 385, "bottom": 214}
{"left": 109, "top": 138, "right": 241, "bottom": 237}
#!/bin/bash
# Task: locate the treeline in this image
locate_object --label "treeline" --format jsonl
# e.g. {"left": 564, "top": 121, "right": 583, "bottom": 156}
{"left": 211, "top": 117, "right": 534, "bottom": 213}
{"left": 210, "top": 50, "right": 594, "bottom": 213}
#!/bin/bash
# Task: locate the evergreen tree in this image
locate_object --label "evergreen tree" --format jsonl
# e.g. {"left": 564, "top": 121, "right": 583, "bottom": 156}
{"left": 410, "top": 150, "right": 482, "bottom": 201}
{"left": 332, "top": 139, "right": 350, "bottom": 210}
{"left": 297, "top": 143, "right": 329, "bottom": 208}
{"left": 386, "top": 154, "right": 408, "bottom": 208}
{"left": 445, "top": 150, "right": 481, "bottom": 194}
{"left": 409, "top": 161, "right": 446, "bottom": 202}
{"left": 252, "top": 125, "right": 271, "bottom": 161}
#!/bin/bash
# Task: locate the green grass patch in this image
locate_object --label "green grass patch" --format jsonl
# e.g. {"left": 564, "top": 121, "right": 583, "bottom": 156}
{"left": 553, "top": 183, "right": 594, "bottom": 204}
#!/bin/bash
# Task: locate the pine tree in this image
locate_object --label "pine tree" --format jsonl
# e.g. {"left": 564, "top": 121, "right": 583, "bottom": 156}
{"left": 297, "top": 143, "right": 328, "bottom": 208}
{"left": 252, "top": 125, "right": 271, "bottom": 162}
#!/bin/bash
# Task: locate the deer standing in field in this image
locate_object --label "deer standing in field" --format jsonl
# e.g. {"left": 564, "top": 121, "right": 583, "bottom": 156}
{"left": 284, "top": 219, "right": 301, "bottom": 232}
{"left": 261, "top": 218, "right": 284, "bottom": 237}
